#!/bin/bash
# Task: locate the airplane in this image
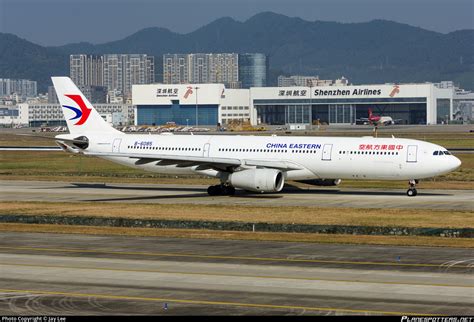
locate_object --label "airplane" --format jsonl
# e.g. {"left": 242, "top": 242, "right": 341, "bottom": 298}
{"left": 52, "top": 77, "right": 461, "bottom": 197}
{"left": 358, "top": 108, "right": 400, "bottom": 126}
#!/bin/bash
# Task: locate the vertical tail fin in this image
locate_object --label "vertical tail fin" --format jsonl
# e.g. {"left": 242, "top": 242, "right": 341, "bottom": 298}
{"left": 368, "top": 108, "right": 373, "bottom": 118}
{"left": 51, "top": 77, "right": 121, "bottom": 135}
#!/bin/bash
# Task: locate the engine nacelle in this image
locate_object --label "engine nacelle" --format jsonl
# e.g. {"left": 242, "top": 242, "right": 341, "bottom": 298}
{"left": 228, "top": 168, "right": 285, "bottom": 193}
{"left": 297, "top": 179, "right": 342, "bottom": 186}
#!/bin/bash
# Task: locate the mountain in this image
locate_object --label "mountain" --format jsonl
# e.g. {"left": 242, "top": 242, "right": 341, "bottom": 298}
{"left": 1, "top": 12, "right": 473, "bottom": 92}
{"left": 0, "top": 33, "right": 68, "bottom": 92}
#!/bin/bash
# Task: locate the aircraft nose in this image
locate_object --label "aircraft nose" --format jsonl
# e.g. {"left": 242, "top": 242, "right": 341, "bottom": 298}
{"left": 452, "top": 156, "right": 462, "bottom": 170}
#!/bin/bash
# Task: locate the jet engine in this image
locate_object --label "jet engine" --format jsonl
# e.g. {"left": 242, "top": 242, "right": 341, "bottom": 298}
{"left": 228, "top": 168, "right": 285, "bottom": 193}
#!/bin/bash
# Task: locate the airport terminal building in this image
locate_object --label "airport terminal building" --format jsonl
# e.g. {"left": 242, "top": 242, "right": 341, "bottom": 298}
{"left": 132, "top": 82, "right": 457, "bottom": 127}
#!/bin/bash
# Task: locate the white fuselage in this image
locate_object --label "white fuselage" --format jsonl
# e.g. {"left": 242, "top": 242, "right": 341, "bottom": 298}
{"left": 378, "top": 116, "right": 394, "bottom": 125}
{"left": 78, "top": 132, "right": 461, "bottom": 181}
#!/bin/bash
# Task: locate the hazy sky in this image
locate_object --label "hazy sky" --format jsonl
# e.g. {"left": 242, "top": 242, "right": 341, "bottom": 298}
{"left": 0, "top": 0, "right": 473, "bottom": 46}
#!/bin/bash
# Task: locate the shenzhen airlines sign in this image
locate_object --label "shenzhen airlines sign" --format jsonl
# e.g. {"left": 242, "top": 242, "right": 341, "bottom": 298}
{"left": 277, "top": 85, "right": 401, "bottom": 98}
{"left": 156, "top": 88, "right": 179, "bottom": 98}
{"left": 313, "top": 88, "right": 382, "bottom": 96}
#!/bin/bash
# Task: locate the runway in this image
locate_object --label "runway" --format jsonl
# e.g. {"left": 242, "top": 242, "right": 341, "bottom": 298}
{"left": 1, "top": 180, "right": 472, "bottom": 210}
{"left": 0, "top": 232, "right": 472, "bottom": 315}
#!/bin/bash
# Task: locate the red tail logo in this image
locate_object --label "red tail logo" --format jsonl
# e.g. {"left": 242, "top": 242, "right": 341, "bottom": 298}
{"left": 62, "top": 95, "right": 92, "bottom": 125}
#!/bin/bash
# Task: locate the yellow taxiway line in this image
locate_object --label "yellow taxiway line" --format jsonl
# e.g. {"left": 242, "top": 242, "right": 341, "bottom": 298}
{"left": 0, "top": 288, "right": 439, "bottom": 316}
{"left": 0, "top": 245, "right": 470, "bottom": 268}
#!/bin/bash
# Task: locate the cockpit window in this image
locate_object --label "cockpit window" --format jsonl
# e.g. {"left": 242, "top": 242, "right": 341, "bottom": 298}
{"left": 434, "top": 150, "right": 452, "bottom": 156}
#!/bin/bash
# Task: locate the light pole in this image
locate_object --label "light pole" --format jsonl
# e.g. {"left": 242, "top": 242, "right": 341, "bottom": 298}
{"left": 309, "top": 83, "right": 313, "bottom": 130}
{"left": 194, "top": 86, "right": 199, "bottom": 127}
{"left": 307, "top": 79, "right": 313, "bottom": 130}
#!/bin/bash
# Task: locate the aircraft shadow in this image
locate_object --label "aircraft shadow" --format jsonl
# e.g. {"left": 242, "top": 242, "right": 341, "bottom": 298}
{"left": 64, "top": 183, "right": 205, "bottom": 193}
{"left": 51, "top": 183, "right": 450, "bottom": 198}
{"left": 281, "top": 186, "right": 449, "bottom": 196}
{"left": 230, "top": 194, "right": 283, "bottom": 199}
{"left": 84, "top": 193, "right": 210, "bottom": 202}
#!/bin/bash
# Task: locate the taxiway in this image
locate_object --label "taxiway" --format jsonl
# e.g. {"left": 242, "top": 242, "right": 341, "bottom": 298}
{"left": 0, "top": 232, "right": 472, "bottom": 315}
{"left": 0, "top": 180, "right": 472, "bottom": 210}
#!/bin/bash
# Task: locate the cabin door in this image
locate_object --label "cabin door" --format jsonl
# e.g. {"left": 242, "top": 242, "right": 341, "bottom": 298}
{"left": 112, "top": 138, "right": 122, "bottom": 153}
{"left": 203, "top": 143, "right": 211, "bottom": 157}
{"left": 322, "top": 144, "right": 333, "bottom": 161}
{"left": 406, "top": 145, "right": 418, "bottom": 163}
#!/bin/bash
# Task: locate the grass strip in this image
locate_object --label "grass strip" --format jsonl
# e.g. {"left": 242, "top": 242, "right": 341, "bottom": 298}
{"left": 1, "top": 201, "right": 473, "bottom": 229}
{"left": 0, "top": 223, "right": 472, "bottom": 248}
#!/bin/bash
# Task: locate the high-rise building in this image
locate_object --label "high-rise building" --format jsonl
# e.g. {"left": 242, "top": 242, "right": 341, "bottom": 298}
{"left": 70, "top": 54, "right": 154, "bottom": 98}
{"left": 189, "top": 53, "right": 210, "bottom": 84}
{"left": 48, "top": 85, "right": 107, "bottom": 104}
{"left": 238, "top": 53, "right": 268, "bottom": 88}
{"left": 102, "top": 54, "right": 154, "bottom": 97}
{"left": 208, "top": 53, "right": 239, "bottom": 85}
{"left": 0, "top": 78, "right": 37, "bottom": 98}
{"left": 47, "top": 86, "right": 59, "bottom": 104}
{"left": 163, "top": 53, "right": 239, "bottom": 88}
{"left": 70, "top": 55, "right": 103, "bottom": 87}
{"left": 102, "top": 54, "right": 123, "bottom": 95}
{"left": 163, "top": 54, "right": 189, "bottom": 84}
{"left": 277, "top": 75, "right": 349, "bottom": 87}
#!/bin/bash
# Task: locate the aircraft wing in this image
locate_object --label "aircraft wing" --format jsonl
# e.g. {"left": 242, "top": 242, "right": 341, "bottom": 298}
{"left": 84, "top": 151, "right": 305, "bottom": 172}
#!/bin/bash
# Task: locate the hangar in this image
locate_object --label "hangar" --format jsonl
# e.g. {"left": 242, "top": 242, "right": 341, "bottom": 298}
{"left": 132, "top": 84, "right": 225, "bottom": 126}
{"left": 250, "top": 83, "right": 455, "bottom": 126}
{"left": 132, "top": 82, "right": 457, "bottom": 127}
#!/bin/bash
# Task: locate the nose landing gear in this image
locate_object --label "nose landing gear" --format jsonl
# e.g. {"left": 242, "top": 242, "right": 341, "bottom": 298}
{"left": 407, "top": 179, "right": 418, "bottom": 197}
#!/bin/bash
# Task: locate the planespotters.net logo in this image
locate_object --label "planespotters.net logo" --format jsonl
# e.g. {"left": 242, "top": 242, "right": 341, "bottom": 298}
{"left": 401, "top": 317, "right": 473, "bottom": 322}
{"left": 62, "top": 94, "right": 92, "bottom": 125}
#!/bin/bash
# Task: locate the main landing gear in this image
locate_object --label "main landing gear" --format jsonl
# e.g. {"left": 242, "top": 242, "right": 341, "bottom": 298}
{"left": 407, "top": 179, "right": 419, "bottom": 197}
{"left": 207, "top": 184, "right": 236, "bottom": 196}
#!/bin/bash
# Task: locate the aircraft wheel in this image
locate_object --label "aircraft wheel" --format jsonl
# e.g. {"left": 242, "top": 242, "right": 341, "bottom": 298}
{"left": 224, "top": 186, "right": 236, "bottom": 195}
{"left": 406, "top": 188, "right": 417, "bottom": 197}
{"left": 207, "top": 185, "right": 221, "bottom": 196}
